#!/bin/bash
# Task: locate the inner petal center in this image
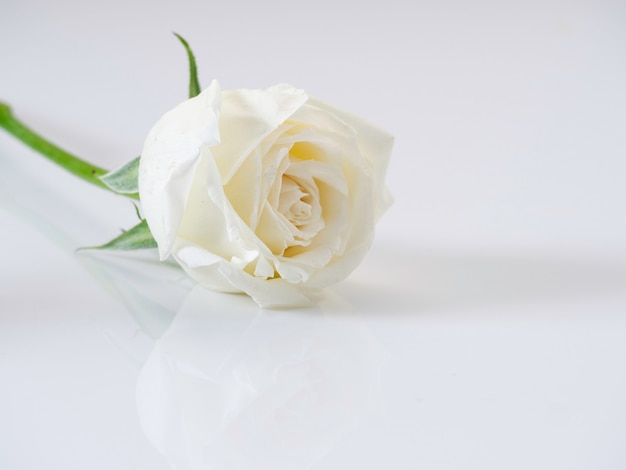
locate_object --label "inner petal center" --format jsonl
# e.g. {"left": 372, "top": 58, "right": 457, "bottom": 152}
{"left": 278, "top": 176, "right": 312, "bottom": 227}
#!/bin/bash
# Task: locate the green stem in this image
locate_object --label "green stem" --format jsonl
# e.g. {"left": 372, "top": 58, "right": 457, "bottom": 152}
{"left": 0, "top": 101, "right": 124, "bottom": 195}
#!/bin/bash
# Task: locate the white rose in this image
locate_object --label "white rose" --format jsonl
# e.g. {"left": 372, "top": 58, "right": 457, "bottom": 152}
{"left": 139, "top": 80, "right": 393, "bottom": 308}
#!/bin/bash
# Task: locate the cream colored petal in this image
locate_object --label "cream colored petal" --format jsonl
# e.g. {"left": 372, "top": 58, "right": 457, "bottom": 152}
{"left": 174, "top": 242, "right": 321, "bottom": 307}
{"left": 264, "top": 146, "right": 291, "bottom": 212}
{"left": 139, "top": 80, "right": 222, "bottom": 259}
{"left": 285, "top": 179, "right": 348, "bottom": 258}
{"left": 306, "top": 238, "right": 372, "bottom": 289}
{"left": 305, "top": 173, "right": 375, "bottom": 289}
{"left": 286, "top": 160, "right": 348, "bottom": 195}
{"left": 218, "top": 261, "right": 321, "bottom": 308}
{"left": 253, "top": 254, "right": 274, "bottom": 278}
{"left": 174, "top": 262, "right": 240, "bottom": 295}
{"left": 223, "top": 146, "right": 262, "bottom": 226}
{"left": 177, "top": 150, "right": 275, "bottom": 264}
{"left": 213, "top": 85, "right": 308, "bottom": 185}
{"left": 299, "top": 99, "right": 394, "bottom": 220}
{"left": 255, "top": 202, "right": 294, "bottom": 255}
{"left": 173, "top": 242, "right": 239, "bottom": 293}
{"left": 282, "top": 147, "right": 375, "bottom": 288}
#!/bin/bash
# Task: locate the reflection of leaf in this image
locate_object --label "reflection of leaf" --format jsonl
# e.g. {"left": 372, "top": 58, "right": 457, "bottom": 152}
{"left": 78, "top": 250, "right": 192, "bottom": 340}
{"left": 99, "top": 156, "right": 140, "bottom": 195}
{"left": 86, "top": 219, "right": 156, "bottom": 251}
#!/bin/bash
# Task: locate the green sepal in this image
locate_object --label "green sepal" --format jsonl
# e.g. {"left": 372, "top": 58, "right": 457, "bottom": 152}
{"left": 86, "top": 219, "right": 157, "bottom": 251}
{"left": 99, "top": 156, "right": 140, "bottom": 195}
{"left": 174, "top": 33, "right": 201, "bottom": 98}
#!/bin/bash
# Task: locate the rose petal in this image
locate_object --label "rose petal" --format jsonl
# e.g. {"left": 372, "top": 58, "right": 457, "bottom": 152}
{"left": 177, "top": 150, "right": 276, "bottom": 263}
{"left": 300, "top": 98, "right": 394, "bottom": 220}
{"left": 213, "top": 85, "right": 308, "bottom": 185}
{"left": 139, "top": 80, "right": 222, "bottom": 259}
{"left": 218, "top": 261, "right": 321, "bottom": 308}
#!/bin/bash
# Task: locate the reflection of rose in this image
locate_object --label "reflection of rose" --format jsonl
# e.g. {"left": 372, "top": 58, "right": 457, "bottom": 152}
{"left": 136, "top": 287, "right": 384, "bottom": 470}
{"left": 139, "top": 81, "right": 393, "bottom": 307}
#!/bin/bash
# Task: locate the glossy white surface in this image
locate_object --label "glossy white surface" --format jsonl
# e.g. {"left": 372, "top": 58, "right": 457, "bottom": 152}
{"left": 2, "top": 1, "right": 626, "bottom": 469}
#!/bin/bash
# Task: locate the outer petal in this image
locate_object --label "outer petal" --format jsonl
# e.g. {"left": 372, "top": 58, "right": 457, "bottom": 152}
{"left": 173, "top": 239, "right": 320, "bottom": 308}
{"left": 307, "top": 97, "right": 394, "bottom": 220}
{"left": 139, "top": 80, "right": 222, "bottom": 259}
{"left": 218, "top": 261, "right": 321, "bottom": 308}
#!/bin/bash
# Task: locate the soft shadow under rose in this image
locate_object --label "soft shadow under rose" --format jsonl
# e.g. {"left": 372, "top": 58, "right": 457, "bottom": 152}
{"left": 136, "top": 288, "right": 385, "bottom": 470}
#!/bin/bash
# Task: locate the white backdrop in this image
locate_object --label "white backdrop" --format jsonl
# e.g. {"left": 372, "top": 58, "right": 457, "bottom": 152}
{"left": 2, "top": 1, "right": 626, "bottom": 469}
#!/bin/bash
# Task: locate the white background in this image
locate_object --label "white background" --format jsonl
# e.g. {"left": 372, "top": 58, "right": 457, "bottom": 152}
{"left": 1, "top": 1, "right": 626, "bottom": 469}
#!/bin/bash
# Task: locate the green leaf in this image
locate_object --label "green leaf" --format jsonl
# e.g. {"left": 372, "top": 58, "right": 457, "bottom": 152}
{"left": 86, "top": 219, "right": 157, "bottom": 251}
{"left": 99, "top": 156, "right": 140, "bottom": 195}
{"left": 174, "top": 33, "right": 201, "bottom": 98}
{"left": 132, "top": 202, "right": 142, "bottom": 221}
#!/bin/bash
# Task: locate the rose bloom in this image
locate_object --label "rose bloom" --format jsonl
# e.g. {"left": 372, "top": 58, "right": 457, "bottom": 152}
{"left": 138, "top": 81, "right": 393, "bottom": 307}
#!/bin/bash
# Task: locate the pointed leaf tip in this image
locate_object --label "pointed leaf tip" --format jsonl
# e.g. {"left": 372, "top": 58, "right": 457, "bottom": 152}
{"left": 84, "top": 219, "right": 157, "bottom": 251}
{"left": 173, "top": 33, "right": 201, "bottom": 98}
